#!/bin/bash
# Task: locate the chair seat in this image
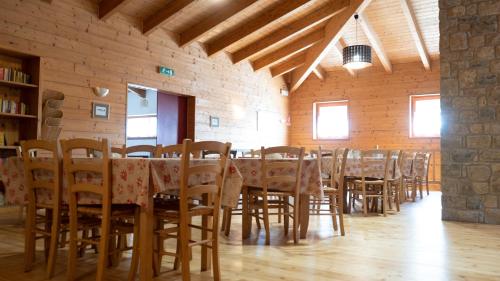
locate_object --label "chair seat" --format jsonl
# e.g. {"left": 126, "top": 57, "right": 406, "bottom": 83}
{"left": 154, "top": 198, "right": 214, "bottom": 218}
{"left": 354, "top": 179, "right": 384, "bottom": 185}
{"left": 77, "top": 204, "right": 136, "bottom": 217}
{"left": 247, "top": 186, "right": 294, "bottom": 197}
{"left": 323, "top": 186, "right": 340, "bottom": 194}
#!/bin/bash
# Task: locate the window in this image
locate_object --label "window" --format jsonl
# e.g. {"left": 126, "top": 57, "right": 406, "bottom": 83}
{"left": 410, "top": 94, "right": 441, "bottom": 138}
{"left": 126, "top": 114, "right": 157, "bottom": 139}
{"left": 313, "top": 100, "right": 349, "bottom": 140}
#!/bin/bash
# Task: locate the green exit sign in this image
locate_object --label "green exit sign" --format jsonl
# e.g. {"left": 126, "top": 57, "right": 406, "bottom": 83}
{"left": 159, "top": 66, "right": 174, "bottom": 77}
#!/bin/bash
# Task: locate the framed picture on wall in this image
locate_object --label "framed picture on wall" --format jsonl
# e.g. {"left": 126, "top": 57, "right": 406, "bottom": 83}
{"left": 92, "top": 102, "right": 110, "bottom": 119}
{"left": 210, "top": 116, "right": 219, "bottom": 127}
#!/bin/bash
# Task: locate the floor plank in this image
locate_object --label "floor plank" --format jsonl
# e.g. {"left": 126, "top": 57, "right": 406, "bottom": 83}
{"left": 0, "top": 192, "right": 499, "bottom": 280}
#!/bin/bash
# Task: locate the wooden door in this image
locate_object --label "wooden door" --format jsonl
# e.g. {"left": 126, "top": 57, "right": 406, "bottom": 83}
{"left": 157, "top": 92, "right": 194, "bottom": 146}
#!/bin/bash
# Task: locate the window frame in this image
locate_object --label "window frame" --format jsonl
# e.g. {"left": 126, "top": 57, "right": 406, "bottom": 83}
{"left": 409, "top": 93, "right": 441, "bottom": 139}
{"left": 126, "top": 113, "right": 158, "bottom": 140}
{"left": 312, "top": 100, "right": 350, "bottom": 140}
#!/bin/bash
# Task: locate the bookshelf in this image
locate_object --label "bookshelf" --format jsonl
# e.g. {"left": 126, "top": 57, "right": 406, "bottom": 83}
{"left": 0, "top": 47, "right": 42, "bottom": 157}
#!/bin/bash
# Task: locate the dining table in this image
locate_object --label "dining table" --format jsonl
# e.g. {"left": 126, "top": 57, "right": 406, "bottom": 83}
{"left": 0, "top": 156, "right": 244, "bottom": 281}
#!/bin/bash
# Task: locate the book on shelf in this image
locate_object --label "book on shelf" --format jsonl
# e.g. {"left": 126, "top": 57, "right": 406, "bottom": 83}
{"left": 0, "top": 99, "right": 27, "bottom": 115}
{"left": 0, "top": 67, "right": 31, "bottom": 84}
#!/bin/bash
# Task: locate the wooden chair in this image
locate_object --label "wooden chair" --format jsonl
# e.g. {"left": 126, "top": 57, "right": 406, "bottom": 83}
{"left": 247, "top": 146, "right": 305, "bottom": 245}
{"left": 61, "top": 138, "right": 140, "bottom": 281}
{"left": 309, "top": 146, "right": 333, "bottom": 214}
{"left": 111, "top": 145, "right": 126, "bottom": 158}
{"left": 125, "top": 144, "right": 157, "bottom": 158}
{"left": 153, "top": 139, "right": 232, "bottom": 281}
{"left": 155, "top": 143, "right": 183, "bottom": 158}
{"left": 400, "top": 151, "right": 417, "bottom": 202}
{"left": 22, "top": 140, "right": 63, "bottom": 279}
{"left": 413, "top": 152, "right": 427, "bottom": 200}
{"left": 386, "top": 150, "right": 403, "bottom": 212}
{"left": 311, "top": 147, "right": 348, "bottom": 235}
{"left": 351, "top": 150, "right": 392, "bottom": 216}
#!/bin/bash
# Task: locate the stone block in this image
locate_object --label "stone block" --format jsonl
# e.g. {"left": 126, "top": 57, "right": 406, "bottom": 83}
{"left": 466, "top": 196, "right": 483, "bottom": 209}
{"left": 484, "top": 208, "right": 500, "bottom": 224}
{"left": 479, "top": 149, "right": 500, "bottom": 161}
{"left": 477, "top": 46, "right": 495, "bottom": 60}
{"left": 484, "top": 195, "right": 498, "bottom": 208}
{"left": 472, "top": 182, "right": 489, "bottom": 195}
{"left": 450, "top": 32, "right": 468, "bottom": 51}
{"left": 442, "top": 195, "right": 466, "bottom": 209}
{"left": 467, "top": 165, "right": 491, "bottom": 181}
{"left": 466, "top": 135, "right": 491, "bottom": 148}
{"left": 442, "top": 208, "right": 483, "bottom": 223}
{"left": 459, "top": 69, "right": 477, "bottom": 88}
{"left": 451, "top": 149, "right": 477, "bottom": 162}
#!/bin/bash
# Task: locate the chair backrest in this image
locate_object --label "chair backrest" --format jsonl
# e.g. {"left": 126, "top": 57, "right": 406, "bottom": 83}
{"left": 391, "top": 150, "right": 403, "bottom": 180}
{"left": 400, "top": 151, "right": 416, "bottom": 177}
{"left": 261, "top": 146, "right": 305, "bottom": 196}
{"left": 111, "top": 145, "right": 126, "bottom": 158}
{"left": 21, "top": 140, "right": 62, "bottom": 207}
{"left": 178, "top": 139, "right": 231, "bottom": 215}
{"left": 413, "top": 152, "right": 427, "bottom": 177}
{"left": 61, "top": 138, "right": 112, "bottom": 206}
{"left": 424, "top": 152, "right": 432, "bottom": 179}
{"left": 360, "top": 150, "right": 391, "bottom": 181}
{"left": 331, "top": 148, "right": 349, "bottom": 189}
{"left": 155, "top": 144, "right": 183, "bottom": 158}
{"left": 250, "top": 149, "right": 261, "bottom": 158}
{"left": 125, "top": 144, "right": 157, "bottom": 158}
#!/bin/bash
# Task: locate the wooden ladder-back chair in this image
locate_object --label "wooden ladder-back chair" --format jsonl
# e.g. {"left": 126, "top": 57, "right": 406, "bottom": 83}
{"left": 153, "top": 140, "right": 232, "bottom": 281}
{"left": 351, "top": 150, "right": 392, "bottom": 216}
{"left": 400, "top": 151, "right": 417, "bottom": 202}
{"left": 152, "top": 143, "right": 183, "bottom": 275}
{"left": 111, "top": 145, "right": 126, "bottom": 158}
{"left": 386, "top": 150, "right": 403, "bottom": 212}
{"left": 61, "top": 138, "right": 140, "bottom": 281}
{"left": 309, "top": 146, "right": 334, "bottom": 214}
{"left": 311, "top": 147, "right": 348, "bottom": 235}
{"left": 413, "top": 152, "right": 427, "bottom": 200}
{"left": 22, "top": 140, "right": 63, "bottom": 279}
{"left": 248, "top": 146, "right": 305, "bottom": 245}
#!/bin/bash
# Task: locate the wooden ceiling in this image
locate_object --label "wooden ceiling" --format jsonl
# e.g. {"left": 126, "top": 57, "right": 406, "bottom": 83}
{"left": 96, "top": 0, "right": 439, "bottom": 91}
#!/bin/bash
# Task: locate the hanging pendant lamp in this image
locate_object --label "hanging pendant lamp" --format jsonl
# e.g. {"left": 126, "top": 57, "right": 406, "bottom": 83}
{"left": 343, "top": 14, "right": 372, "bottom": 70}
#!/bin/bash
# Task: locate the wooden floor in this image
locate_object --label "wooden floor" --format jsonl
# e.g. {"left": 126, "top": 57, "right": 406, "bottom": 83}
{"left": 1, "top": 192, "right": 500, "bottom": 281}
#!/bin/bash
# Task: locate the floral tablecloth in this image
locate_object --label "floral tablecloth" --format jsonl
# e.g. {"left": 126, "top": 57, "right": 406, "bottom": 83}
{"left": 0, "top": 157, "right": 243, "bottom": 209}
{"left": 232, "top": 158, "right": 322, "bottom": 197}
{"left": 320, "top": 157, "right": 421, "bottom": 179}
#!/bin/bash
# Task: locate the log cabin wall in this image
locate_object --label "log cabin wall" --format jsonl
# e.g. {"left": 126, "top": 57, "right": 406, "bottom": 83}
{"left": 289, "top": 60, "right": 441, "bottom": 183}
{"left": 0, "top": 0, "right": 288, "bottom": 149}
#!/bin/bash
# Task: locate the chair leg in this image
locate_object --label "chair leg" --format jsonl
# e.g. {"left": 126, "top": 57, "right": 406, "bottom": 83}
{"left": 201, "top": 215, "right": 208, "bottom": 272}
{"left": 254, "top": 207, "right": 261, "bottom": 229}
{"left": 283, "top": 196, "right": 289, "bottom": 236}
{"left": 180, "top": 218, "right": 191, "bottom": 281}
{"left": 426, "top": 176, "right": 430, "bottom": 195}
{"left": 395, "top": 185, "right": 400, "bottom": 212}
{"left": 337, "top": 193, "right": 345, "bottom": 236}
{"left": 292, "top": 195, "right": 299, "bottom": 244}
{"left": 383, "top": 185, "right": 388, "bottom": 217}
{"left": 277, "top": 196, "right": 282, "bottom": 223}
{"left": 262, "top": 196, "right": 270, "bottom": 245}
{"left": 67, "top": 207, "right": 78, "bottom": 281}
{"left": 24, "top": 205, "right": 36, "bottom": 272}
{"left": 329, "top": 194, "right": 338, "bottom": 231}
{"left": 212, "top": 235, "right": 221, "bottom": 281}
{"left": 224, "top": 208, "right": 232, "bottom": 236}
{"left": 44, "top": 209, "right": 52, "bottom": 260}
{"left": 220, "top": 207, "right": 227, "bottom": 232}
{"left": 128, "top": 209, "right": 140, "bottom": 281}
{"left": 46, "top": 208, "right": 60, "bottom": 279}
{"left": 419, "top": 179, "right": 423, "bottom": 199}
{"left": 362, "top": 195, "right": 368, "bottom": 216}
{"left": 96, "top": 211, "right": 111, "bottom": 281}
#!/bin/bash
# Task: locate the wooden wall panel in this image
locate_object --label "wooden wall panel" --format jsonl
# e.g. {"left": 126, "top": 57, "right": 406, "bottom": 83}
{"left": 0, "top": 0, "right": 288, "bottom": 149}
{"left": 289, "top": 60, "right": 441, "bottom": 182}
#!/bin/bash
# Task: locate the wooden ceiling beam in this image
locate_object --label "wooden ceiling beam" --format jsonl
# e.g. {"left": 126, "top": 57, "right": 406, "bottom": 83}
{"left": 290, "top": 0, "right": 373, "bottom": 92}
{"left": 98, "top": 0, "right": 133, "bottom": 20}
{"left": 251, "top": 29, "right": 324, "bottom": 71}
{"left": 358, "top": 13, "right": 392, "bottom": 73}
{"left": 178, "top": 0, "right": 258, "bottom": 47}
{"left": 231, "top": 1, "right": 349, "bottom": 64}
{"left": 313, "top": 66, "right": 327, "bottom": 80}
{"left": 206, "top": 0, "right": 311, "bottom": 57}
{"left": 400, "top": 0, "right": 431, "bottom": 70}
{"left": 270, "top": 53, "right": 307, "bottom": 78}
{"left": 143, "top": 0, "right": 194, "bottom": 36}
{"left": 333, "top": 38, "right": 356, "bottom": 76}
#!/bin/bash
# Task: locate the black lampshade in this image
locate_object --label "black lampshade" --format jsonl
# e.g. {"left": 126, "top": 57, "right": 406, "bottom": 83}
{"left": 342, "top": 44, "right": 372, "bottom": 70}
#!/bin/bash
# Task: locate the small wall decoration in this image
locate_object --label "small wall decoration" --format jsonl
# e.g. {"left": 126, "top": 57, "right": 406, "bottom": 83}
{"left": 209, "top": 116, "right": 219, "bottom": 127}
{"left": 92, "top": 102, "right": 110, "bottom": 119}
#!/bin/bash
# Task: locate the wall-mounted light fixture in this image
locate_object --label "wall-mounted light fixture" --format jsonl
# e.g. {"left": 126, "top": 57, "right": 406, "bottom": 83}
{"left": 92, "top": 87, "right": 110, "bottom": 97}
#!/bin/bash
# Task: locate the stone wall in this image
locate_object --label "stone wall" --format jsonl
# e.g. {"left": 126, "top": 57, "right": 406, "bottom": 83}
{"left": 440, "top": 0, "right": 500, "bottom": 223}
